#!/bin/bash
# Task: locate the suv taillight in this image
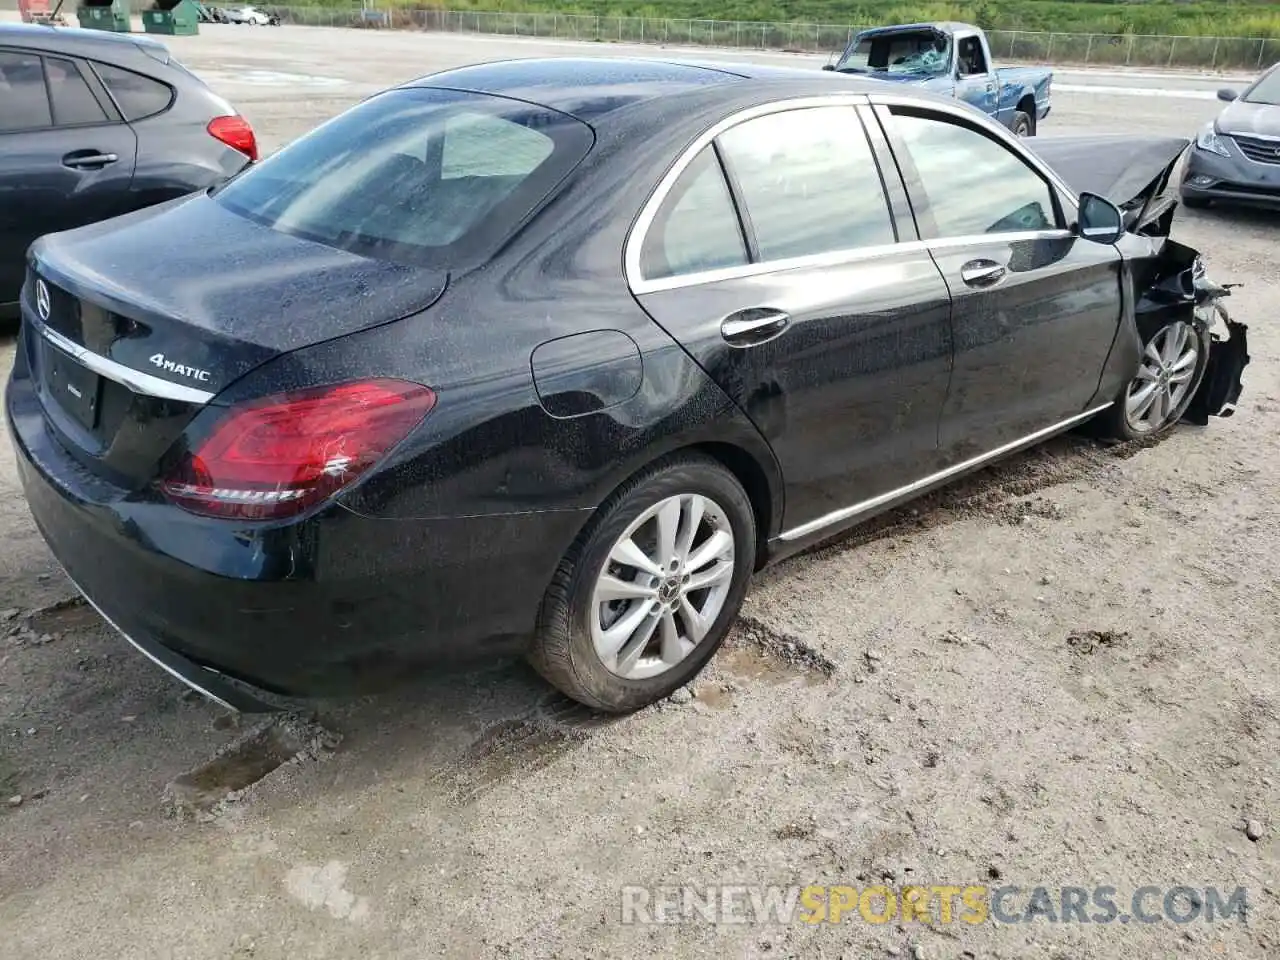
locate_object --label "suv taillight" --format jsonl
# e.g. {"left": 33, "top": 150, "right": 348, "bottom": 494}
{"left": 207, "top": 114, "right": 259, "bottom": 162}
{"left": 160, "top": 379, "right": 436, "bottom": 521}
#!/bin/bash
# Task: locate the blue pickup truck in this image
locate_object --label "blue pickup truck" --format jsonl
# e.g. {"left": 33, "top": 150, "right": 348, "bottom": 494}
{"left": 824, "top": 21, "right": 1053, "bottom": 136}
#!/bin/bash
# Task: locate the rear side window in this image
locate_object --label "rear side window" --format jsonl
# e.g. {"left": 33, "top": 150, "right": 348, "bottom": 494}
{"left": 639, "top": 147, "right": 748, "bottom": 280}
{"left": 46, "top": 57, "right": 108, "bottom": 126}
{"left": 0, "top": 51, "right": 53, "bottom": 131}
{"left": 92, "top": 62, "right": 173, "bottom": 120}
{"left": 717, "top": 106, "right": 897, "bottom": 262}
{"left": 212, "top": 87, "right": 593, "bottom": 267}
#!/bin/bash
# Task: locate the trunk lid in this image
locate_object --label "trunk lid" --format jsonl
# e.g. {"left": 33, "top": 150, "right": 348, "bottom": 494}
{"left": 24, "top": 192, "right": 448, "bottom": 488}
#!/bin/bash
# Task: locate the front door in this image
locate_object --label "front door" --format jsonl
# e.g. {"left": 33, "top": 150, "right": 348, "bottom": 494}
{"left": 870, "top": 100, "right": 1125, "bottom": 461}
{"left": 954, "top": 35, "right": 997, "bottom": 118}
{"left": 629, "top": 102, "right": 954, "bottom": 534}
{"left": 0, "top": 48, "right": 137, "bottom": 306}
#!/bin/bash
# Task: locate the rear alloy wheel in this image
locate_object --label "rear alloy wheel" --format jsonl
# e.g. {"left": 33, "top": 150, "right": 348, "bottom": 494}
{"left": 1095, "top": 319, "right": 1208, "bottom": 442}
{"left": 529, "top": 455, "right": 756, "bottom": 712}
{"left": 1012, "top": 110, "right": 1034, "bottom": 137}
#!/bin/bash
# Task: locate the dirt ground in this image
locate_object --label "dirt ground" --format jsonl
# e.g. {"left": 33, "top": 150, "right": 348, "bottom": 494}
{"left": 0, "top": 24, "right": 1277, "bottom": 960}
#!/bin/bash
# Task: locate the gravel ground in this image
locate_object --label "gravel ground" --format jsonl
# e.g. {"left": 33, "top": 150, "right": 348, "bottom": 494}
{"left": 0, "top": 23, "right": 1277, "bottom": 960}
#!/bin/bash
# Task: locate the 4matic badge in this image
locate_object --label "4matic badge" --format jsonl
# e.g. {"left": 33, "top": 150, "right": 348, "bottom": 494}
{"left": 149, "top": 353, "right": 211, "bottom": 382}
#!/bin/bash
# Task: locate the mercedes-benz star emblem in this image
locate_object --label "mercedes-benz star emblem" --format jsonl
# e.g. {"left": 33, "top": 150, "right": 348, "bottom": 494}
{"left": 35, "top": 279, "right": 50, "bottom": 322}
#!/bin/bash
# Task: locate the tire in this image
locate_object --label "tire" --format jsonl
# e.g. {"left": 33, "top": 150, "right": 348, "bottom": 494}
{"left": 1012, "top": 110, "right": 1034, "bottom": 137}
{"left": 528, "top": 453, "right": 757, "bottom": 713}
{"left": 1092, "top": 317, "right": 1210, "bottom": 442}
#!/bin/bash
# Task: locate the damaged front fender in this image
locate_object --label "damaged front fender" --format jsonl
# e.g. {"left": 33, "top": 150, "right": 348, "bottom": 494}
{"left": 1185, "top": 298, "right": 1249, "bottom": 425}
{"left": 1141, "top": 240, "right": 1251, "bottom": 425}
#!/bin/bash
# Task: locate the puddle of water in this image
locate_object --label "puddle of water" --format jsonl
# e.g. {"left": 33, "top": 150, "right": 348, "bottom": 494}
{"left": 717, "top": 646, "right": 828, "bottom": 687}
{"left": 693, "top": 684, "right": 733, "bottom": 709}
{"left": 198, "top": 68, "right": 350, "bottom": 88}
{"left": 30, "top": 602, "right": 101, "bottom": 634}
{"left": 446, "top": 719, "right": 583, "bottom": 805}
{"left": 165, "top": 725, "right": 304, "bottom": 814}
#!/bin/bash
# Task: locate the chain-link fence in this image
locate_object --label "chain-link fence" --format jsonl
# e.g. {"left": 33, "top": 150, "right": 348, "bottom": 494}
{"left": 252, "top": 7, "right": 1280, "bottom": 72}
{"left": 4, "top": 0, "right": 1278, "bottom": 72}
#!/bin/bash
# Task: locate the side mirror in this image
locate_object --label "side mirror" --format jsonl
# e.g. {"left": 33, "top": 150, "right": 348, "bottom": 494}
{"left": 1217, "top": 88, "right": 1238, "bottom": 102}
{"left": 822, "top": 63, "right": 835, "bottom": 71}
{"left": 1077, "top": 192, "right": 1124, "bottom": 245}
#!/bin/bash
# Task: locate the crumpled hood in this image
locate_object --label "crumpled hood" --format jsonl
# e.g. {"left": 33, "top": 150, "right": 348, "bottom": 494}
{"left": 1216, "top": 99, "right": 1280, "bottom": 139}
{"left": 1025, "top": 133, "right": 1190, "bottom": 209}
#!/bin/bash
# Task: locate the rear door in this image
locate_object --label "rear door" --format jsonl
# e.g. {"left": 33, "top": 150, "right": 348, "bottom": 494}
{"left": 869, "top": 99, "right": 1124, "bottom": 460}
{"left": 0, "top": 47, "right": 138, "bottom": 305}
{"left": 630, "top": 100, "right": 954, "bottom": 537}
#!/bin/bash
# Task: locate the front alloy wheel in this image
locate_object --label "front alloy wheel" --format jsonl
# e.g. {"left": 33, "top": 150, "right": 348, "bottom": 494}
{"left": 1124, "top": 320, "right": 1200, "bottom": 434}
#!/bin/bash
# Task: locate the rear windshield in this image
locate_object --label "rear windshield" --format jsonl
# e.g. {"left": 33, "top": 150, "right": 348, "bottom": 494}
{"left": 212, "top": 87, "right": 594, "bottom": 267}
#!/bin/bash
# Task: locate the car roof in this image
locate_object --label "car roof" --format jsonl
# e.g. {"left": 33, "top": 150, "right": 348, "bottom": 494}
{"left": 0, "top": 22, "right": 172, "bottom": 61}
{"left": 406, "top": 56, "right": 892, "bottom": 123}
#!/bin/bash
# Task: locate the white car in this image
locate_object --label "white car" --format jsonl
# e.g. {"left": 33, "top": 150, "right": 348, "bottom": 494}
{"left": 226, "top": 5, "right": 273, "bottom": 25}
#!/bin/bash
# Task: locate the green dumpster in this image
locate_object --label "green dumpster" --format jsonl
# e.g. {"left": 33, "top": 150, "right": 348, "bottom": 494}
{"left": 76, "top": 0, "right": 131, "bottom": 32}
{"left": 142, "top": 0, "right": 198, "bottom": 34}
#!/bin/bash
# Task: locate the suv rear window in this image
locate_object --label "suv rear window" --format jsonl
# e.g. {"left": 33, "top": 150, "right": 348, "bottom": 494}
{"left": 212, "top": 87, "right": 594, "bottom": 267}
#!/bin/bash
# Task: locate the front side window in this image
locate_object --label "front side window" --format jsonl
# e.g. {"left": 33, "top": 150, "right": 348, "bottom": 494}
{"left": 0, "top": 51, "right": 53, "bottom": 131}
{"left": 639, "top": 147, "right": 748, "bottom": 280}
{"left": 717, "top": 106, "right": 897, "bottom": 262}
{"left": 212, "top": 87, "right": 592, "bottom": 266}
{"left": 957, "top": 36, "right": 988, "bottom": 76}
{"left": 889, "top": 109, "right": 1059, "bottom": 237}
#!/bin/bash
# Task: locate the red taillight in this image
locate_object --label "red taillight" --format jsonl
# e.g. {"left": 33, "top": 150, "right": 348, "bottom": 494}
{"left": 207, "top": 114, "right": 258, "bottom": 162}
{"left": 161, "top": 379, "right": 436, "bottom": 521}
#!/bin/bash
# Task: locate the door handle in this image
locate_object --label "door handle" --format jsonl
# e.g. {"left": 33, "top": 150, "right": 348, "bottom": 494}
{"left": 960, "top": 259, "right": 1007, "bottom": 288}
{"left": 62, "top": 152, "right": 119, "bottom": 169}
{"left": 720, "top": 307, "right": 791, "bottom": 347}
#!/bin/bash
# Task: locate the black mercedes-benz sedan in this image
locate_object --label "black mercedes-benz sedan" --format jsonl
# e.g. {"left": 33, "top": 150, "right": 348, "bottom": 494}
{"left": 4, "top": 57, "right": 1249, "bottom": 714}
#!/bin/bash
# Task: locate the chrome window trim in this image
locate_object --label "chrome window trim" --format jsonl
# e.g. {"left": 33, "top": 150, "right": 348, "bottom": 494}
{"left": 777, "top": 402, "right": 1113, "bottom": 542}
{"left": 625, "top": 91, "right": 1083, "bottom": 296}
{"left": 634, "top": 239, "right": 921, "bottom": 294}
{"left": 33, "top": 317, "right": 215, "bottom": 405}
{"left": 630, "top": 229, "right": 1073, "bottom": 294}
{"left": 927, "top": 228, "right": 1073, "bottom": 250}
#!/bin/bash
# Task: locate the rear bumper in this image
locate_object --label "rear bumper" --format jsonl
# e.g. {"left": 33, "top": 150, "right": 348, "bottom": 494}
{"left": 5, "top": 355, "right": 591, "bottom": 709}
{"left": 1182, "top": 146, "right": 1280, "bottom": 208}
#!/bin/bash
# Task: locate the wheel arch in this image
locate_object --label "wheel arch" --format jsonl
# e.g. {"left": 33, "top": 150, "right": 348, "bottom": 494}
{"left": 1015, "top": 93, "right": 1037, "bottom": 133}
{"left": 687, "top": 440, "right": 778, "bottom": 570}
{"left": 574, "top": 435, "right": 784, "bottom": 574}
